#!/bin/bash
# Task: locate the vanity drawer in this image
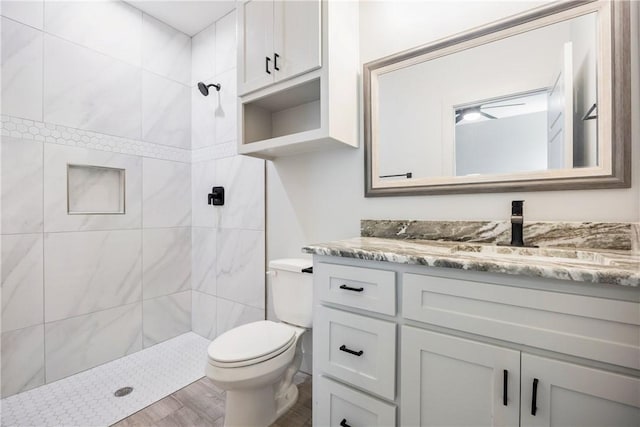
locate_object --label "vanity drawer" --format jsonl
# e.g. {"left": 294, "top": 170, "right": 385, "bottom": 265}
{"left": 315, "top": 375, "right": 396, "bottom": 427}
{"left": 402, "top": 273, "right": 640, "bottom": 370}
{"left": 316, "top": 306, "right": 396, "bottom": 400}
{"left": 315, "top": 262, "right": 396, "bottom": 315}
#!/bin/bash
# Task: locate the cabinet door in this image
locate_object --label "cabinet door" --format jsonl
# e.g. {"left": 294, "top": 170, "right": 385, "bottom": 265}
{"left": 521, "top": 354, "right": 640, "bottom": 427}
{"left": 237, "top": 0, "right": 275, "bottom": 95}
{"left": 273, "top": 0, "right": 321, "bottom": 82}
{"left": 401, "top": 326, "right": 520, "bottom": 427}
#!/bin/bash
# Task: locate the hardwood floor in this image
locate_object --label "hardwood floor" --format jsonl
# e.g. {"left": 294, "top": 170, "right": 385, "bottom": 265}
{"left": 112, "top": 373, "right": 312, "bottom": 427}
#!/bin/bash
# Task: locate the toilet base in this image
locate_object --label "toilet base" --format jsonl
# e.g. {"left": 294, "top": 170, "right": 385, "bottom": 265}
{"left": 223, "top": 383, "right": 299, "bottom": 427}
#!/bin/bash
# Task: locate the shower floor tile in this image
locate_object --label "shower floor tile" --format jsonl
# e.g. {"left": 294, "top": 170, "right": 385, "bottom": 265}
{"left": 1, "top": 332, "right": 210, "bottom": 427}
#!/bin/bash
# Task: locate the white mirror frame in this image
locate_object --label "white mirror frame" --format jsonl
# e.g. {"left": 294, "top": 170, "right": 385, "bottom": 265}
{"left": 364, "top": 0, "right": 631, "bottom": 197}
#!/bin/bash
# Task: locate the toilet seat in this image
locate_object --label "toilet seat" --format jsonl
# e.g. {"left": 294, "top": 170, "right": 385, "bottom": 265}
{"left": 208, "top": 321, "right": 296, "bottom": 368}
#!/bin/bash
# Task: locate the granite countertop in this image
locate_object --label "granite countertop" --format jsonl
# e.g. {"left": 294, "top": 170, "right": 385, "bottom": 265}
{"left": 302, "top": 237, "right": 640, "bottom": 287}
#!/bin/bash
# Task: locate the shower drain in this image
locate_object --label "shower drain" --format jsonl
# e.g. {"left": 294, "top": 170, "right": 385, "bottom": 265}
{"left": 114, "top": 387, "right": 133, "bottom": 397}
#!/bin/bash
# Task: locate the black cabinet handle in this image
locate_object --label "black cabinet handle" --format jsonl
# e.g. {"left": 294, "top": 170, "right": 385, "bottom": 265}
{"left": 339, "top": 284, "right": 364, "bottom": 292}
{"left": 274, "top": 52, "right": 280, "bottom": 70}
{"left": 339, "top": 345, "right": 363, "bottom": 357}
{"left": 340, "top": 419, "right": 351, "bottom": 427}
{"left": 265, "top": 56, "right": 271, "bottom": 74}
{"left": 531, "top": 378, "right": 539, "bottom": 416}
{"left": 503, "top": 370, "right": 508, "bottom": 406}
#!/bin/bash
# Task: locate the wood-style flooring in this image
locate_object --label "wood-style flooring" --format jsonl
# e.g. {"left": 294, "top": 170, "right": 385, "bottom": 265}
{"left": 112, "top": 373, "right": 312, "bottom": 427}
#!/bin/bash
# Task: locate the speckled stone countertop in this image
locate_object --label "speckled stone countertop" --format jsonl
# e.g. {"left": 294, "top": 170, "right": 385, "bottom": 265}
{"left": 302, "top": 237, "right": 640, "bottom": 287}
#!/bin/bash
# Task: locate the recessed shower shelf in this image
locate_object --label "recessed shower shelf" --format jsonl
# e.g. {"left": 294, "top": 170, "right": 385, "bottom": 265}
{"left": 67, "top": 164, "right": 126, "bottom": 215}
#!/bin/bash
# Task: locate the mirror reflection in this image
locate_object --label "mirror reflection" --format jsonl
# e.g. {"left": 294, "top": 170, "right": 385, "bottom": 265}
{"left": 376, "top": 12, "right": 598, "bottom": 181}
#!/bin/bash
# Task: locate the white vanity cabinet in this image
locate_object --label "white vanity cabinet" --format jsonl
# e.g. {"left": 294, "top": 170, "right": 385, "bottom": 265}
{"left": 311, "top": 256, "right": 640, "bottom": 427}
{"left": 237, "top": 0, "right": 359, "bottom": 159}
{"left": 237, "top": 0, "right": 321, "bottom": 95}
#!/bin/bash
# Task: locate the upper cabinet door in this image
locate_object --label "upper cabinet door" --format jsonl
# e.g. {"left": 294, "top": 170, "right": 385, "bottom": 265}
{"left": 273, "top": 0, "right": 321, "bottom": 82}
{"left": 238, "top": 0, "right": 275, "bottom": 95}
{"left": 401, "top": 326, "right": 520, "bottom": 427}
{"left": 521, "top": 354, "right": 640, "bottom": 427}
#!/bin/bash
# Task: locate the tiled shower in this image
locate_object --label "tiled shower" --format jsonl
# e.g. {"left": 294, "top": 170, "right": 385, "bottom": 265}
{"left": 1, "top": 0, "right": 265, "bottom": 401}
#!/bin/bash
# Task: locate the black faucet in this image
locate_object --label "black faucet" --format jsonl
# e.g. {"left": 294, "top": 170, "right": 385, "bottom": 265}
{"left": 510, "top": 200, "right": 525, "bottom": 247}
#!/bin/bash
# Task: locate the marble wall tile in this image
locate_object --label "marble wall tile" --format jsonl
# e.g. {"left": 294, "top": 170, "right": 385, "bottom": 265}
{"left": 1, "top": 17, "right": 43, "bottom": 121}
{"left": 143, "top": 291, "right": 191, "bottom": 347}
{"left": 216, "top": 229, "right": 265, "bottom": 309}
{"left": 1, "top": 137, "right": 43, "bottom": 234}
{"left": 215, "top": 11, "right": 236, "bottom": 75}
{"left": 143, "top": 227, "right": 191, "bottom": 299}
{"left": 192, "top": 291, "right": 217, "bottom": 340}
{"left": 43, "top": 0, "right": 141, "bottom": 66}
{"left": 43, "top": 144, "right": 142, "bottom": 232}
{"left": 1, "top": 325, "right": 45, "bottom": 398}
{"left": 1, "top": 234, "right": 43, "bottom": 332}
{"left": 216, "top": 297, "right": 264, "bottom": 337}
{"left": 45, "top": 302, "right": 142, "bottom": 382}
{"left": 191, "top": 83, "right": 216, "bottom": 149}
{"left": 142, "top": 71, "right": 191, "bottom": 149}
{"left": 192, "top": 227, "right": 216, "bottom": 296}
{"left": 214, "top": 68, "right": 237, "bottom": 145}
{"left": 141, "top": 14, "right": 190, "bottom": 85}
{"left": 191, "top": 160, "right": 217, "bottom": 228}
{"left": 0, "top": 0, "right": 43, "bottom": 29}
{"left": 215, "top": 155, "right": 265, "bottom": 230}
{"left": 43, "top": 34, "right": 141, "bottom": 139}
{"left": 44, "top": 230, "right": 142, "bottom": 322}
{"left": 191, "top": 22, "right": 216, "bottom": 85}
{"left": 142, "top": 158, "right": 191, "bottom": 228}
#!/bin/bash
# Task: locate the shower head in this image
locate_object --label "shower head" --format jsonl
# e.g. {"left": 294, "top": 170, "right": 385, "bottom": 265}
{"left": 198, "top": 82, "right": 221, "bottom": 96}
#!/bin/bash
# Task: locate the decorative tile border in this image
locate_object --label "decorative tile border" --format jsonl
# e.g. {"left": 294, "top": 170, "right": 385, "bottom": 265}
{"left": 361, "top": 219, "right": 638, "bottom": 251}
{"left": 1, "top": 115, "right": 191, "bottom": 163}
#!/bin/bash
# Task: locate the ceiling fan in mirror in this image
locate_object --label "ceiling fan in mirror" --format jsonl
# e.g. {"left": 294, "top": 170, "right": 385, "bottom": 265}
{"left": 455, "top": 102, "right": 526, "bottom": 124}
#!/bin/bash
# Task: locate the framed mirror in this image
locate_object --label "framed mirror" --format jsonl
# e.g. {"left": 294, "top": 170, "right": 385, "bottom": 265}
{"left": 364, "top": 0, "right": 631, "bottom": 196}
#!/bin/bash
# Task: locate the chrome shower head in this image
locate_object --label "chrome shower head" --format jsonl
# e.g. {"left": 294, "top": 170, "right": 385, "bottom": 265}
{"left": 198, "top": 82, "right": 221, "bottom": 96}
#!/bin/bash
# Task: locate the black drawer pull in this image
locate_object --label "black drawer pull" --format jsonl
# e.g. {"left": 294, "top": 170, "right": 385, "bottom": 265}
{"left": 503, "top": 370, "right": 508, "bottom": 406}
{"left": 340, "top": 419, "right": 351, "bottom": 427}
{"left": 274, "top": 52, "right": 280, "bottom": 70}
{"left": 531, "top": 378, "right": 539, "bottom": 416}
{"left": 339, "top": 284, "right": 364, "bottom": 292}
{"left": 265, "top": 56, "right": 271, "bottom": 74}
{"left": 339, "top": 345, "right": 363, "bottom": 357}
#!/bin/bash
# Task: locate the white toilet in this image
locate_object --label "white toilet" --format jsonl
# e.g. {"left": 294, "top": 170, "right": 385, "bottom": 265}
{"left": 205, "top": 259, "right": 313, "bottom": 427}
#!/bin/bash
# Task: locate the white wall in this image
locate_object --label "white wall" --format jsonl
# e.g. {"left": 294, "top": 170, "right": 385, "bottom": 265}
{"left": 266, "top": 1, "right": 640, "bottom": 264}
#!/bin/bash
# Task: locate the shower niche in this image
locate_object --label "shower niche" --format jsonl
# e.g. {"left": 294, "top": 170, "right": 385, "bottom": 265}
{"left": 67, "top": 164, "right": 126, "bottom": 215}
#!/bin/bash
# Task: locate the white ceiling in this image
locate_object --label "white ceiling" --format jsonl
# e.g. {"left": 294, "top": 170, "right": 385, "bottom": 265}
{"left": 125, "top": 1, "right": 236, "bottom": 36}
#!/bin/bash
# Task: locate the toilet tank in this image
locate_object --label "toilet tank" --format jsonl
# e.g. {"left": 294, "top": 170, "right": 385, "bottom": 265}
{"left": 268, "top": 259, "right": 313, "bottom": 328}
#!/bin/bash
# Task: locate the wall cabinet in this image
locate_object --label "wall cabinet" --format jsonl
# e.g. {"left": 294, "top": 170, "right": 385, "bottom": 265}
{"left": 238, "top": 0, "right": 321, "bottom": 95}
{"left": 311, "top": 257, "right": 640, "bottom": 427}
{"left": 237, "top": 0, "right": 358, "bottom": 159}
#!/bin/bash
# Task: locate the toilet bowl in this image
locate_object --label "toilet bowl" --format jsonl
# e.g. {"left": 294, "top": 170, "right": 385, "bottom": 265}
{"left": 205, "top": 259, "right": 313, "bottom": 427}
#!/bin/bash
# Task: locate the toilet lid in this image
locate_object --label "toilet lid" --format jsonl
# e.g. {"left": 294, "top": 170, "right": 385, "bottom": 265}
{"left": 208, "top": 321, "right": 296, "bottom": 365}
